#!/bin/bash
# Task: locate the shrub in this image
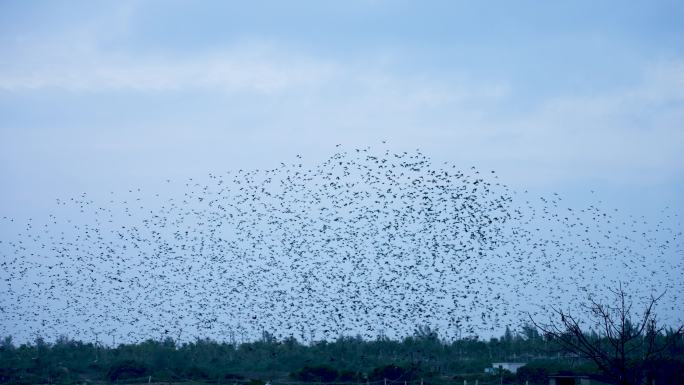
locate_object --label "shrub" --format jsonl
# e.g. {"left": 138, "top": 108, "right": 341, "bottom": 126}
{"left": 106, "top": 360, "right": 148, "bottom": 382}
{"left": 368, "top": 364, "right": 423, "bottom": 381}
{"left": 183, "top": 365, "right": 211, "bottom": 380}
{"left": 516, "top": 366, "right": 549, "bottom": 385}
{"left": 0, "top": 367, "right": 15, "bottom": 384}
{"left": 224, "top": 373, "right": 246, "bottom": 380}
{"left": 292, "top": 365, "right": 339, "bottom": 382}
{"left": 338, "top": 370, "right": 363, "bottom": 382}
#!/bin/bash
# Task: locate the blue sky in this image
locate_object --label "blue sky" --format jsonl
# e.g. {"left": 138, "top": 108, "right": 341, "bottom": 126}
{"left": 1, "top": 0, "right": 684, "bottom": 343}
{"left": 1, "top": 0, "right": 683, "bottom": 218}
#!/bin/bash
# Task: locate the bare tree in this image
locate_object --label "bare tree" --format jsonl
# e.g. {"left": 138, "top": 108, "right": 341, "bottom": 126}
{"left": 529, "top": 284, "right": 683, "bottom": 385}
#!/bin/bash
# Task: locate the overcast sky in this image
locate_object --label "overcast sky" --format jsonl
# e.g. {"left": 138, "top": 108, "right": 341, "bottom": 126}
{"left": 1, "top": 0, "right": 683, "bottom": 219}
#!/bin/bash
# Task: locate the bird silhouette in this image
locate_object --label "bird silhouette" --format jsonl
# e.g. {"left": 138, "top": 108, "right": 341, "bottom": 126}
{"left": 0, "top": 146, "right": 681, "bottom": 344}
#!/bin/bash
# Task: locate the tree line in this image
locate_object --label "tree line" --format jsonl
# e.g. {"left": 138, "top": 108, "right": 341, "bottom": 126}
{"left": 1, "top": 324, "right": 681, "bottom": 385}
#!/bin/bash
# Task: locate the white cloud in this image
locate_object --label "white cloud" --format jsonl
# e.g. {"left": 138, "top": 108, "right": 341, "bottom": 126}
{"left": 0, "top": 46, "right": 337, "bottom": 93}
{"left": 479, "top": 60, "right": 684, "bottom": 184}
{"left": 1, "top": 18, "right": 682, "bottom": 188}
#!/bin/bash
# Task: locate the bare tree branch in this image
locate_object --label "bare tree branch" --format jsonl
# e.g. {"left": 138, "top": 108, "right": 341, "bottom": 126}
{"left": 528, "top": 285, "right": 684, "bottom": 385}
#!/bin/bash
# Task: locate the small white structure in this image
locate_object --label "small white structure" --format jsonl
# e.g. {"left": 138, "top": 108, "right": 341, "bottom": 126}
{"left": 484, "top": 362, "right": 526, "bottom": 374}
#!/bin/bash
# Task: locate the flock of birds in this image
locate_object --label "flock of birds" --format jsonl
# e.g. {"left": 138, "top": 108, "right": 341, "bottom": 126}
{"left": 1, "top": 147, "right": 682, "bottom": 344}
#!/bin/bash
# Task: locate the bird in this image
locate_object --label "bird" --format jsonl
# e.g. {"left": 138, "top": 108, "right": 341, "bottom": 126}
{"left": 0, "top": 146, "right": 681, "bottom": 345}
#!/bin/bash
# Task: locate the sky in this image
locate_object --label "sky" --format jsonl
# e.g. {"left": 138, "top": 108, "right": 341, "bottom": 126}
{"left": 1, "top": 0, "right": 683, "bottom": 219}
{"left": 1, "top": 0, "right": 684, "bottom": 343}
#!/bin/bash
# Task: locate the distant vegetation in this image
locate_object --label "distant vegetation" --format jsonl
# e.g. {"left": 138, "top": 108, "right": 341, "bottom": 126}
{"left": 1, "top": 325, "right": 682, "bottom": 384}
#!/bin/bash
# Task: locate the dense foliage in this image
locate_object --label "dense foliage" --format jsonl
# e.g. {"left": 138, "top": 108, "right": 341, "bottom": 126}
{"left": 3, "top": 325, "right": 678, "bottom": 385}
{"left": 1, "top": 325, "right": 682, "bottom": 384}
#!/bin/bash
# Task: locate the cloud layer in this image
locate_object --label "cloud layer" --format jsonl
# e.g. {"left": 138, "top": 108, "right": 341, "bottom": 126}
{"left": 1, "top": 1, "right": 683, "bottom": 220}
